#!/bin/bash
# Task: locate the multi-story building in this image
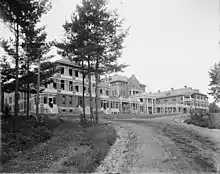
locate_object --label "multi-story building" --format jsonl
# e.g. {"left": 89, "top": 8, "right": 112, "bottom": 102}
{"left": 152, "top": 86, "right": 209, "bottom": 114}
{"left": 4, "top": 58, "right": 209, "bottom": 115}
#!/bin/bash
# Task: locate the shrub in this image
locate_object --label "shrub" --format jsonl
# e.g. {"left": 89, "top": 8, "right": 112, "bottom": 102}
{"left": 1, "top": 115, "right": 62, "bottom": 164}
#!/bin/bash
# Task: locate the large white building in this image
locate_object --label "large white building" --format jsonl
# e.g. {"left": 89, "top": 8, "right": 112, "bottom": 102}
{"left": 4, "top": 58, "right": 209, "bottom": 115}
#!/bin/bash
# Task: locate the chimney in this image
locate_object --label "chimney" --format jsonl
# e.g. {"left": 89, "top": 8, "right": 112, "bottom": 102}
{"left": 158, "top": 90, "right": 160, "bottom": 93}
{"left": 171, "top": 88, "right": 174, "bottom": 90}
{"left": 184, "top": 85, "right": 187, "bottom": 88}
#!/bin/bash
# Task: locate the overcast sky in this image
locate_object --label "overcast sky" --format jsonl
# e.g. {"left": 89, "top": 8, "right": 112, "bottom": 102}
{"left": 1, "top": 0, "right": 219, "bottom": 101}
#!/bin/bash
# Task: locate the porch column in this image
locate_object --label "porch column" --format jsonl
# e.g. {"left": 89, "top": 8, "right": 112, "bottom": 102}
{"left": 146, "top": 97, "right": 149, "bottom": 114}
{"left": 152, "top": 98, "right": 154, "bottom": 114}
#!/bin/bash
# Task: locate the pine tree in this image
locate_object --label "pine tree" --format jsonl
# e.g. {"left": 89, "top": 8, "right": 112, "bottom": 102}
{"left": 209, "top": 62, "right": 220, "bottom": 102}
{"left": 77, "top": 0, "right": 129, "bottom": 123}
{"left": 0, "top": 0, "right": 51, "bottom": 127}
{"left": 19, "top": 0, "right": 51, "bottom": 118}
{"left": 56, "top": 0, "right": 129, "bottom": 124}
{"left": 0, "top": 56, "right": 15, "bottom": 114}
{"left": 1, "top": 0, "right": 52, "bottom": 119}
{"left": 54, "top": 11, "right": 91, "bottom": 123}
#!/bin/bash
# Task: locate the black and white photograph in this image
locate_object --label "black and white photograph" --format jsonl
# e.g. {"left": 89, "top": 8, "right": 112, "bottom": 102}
{"left": 0, "top": 0, "right": 220, "bottom": 173}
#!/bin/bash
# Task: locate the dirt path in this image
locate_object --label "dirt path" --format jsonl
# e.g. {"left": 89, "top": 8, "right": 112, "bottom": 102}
{"left": 115, "top": 115, "right": 220, "bottom": 173}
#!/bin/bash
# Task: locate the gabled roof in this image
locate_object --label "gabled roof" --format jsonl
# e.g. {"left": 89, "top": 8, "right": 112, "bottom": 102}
{"left": 128, "top": 74, "right": 146, "bottom": 87}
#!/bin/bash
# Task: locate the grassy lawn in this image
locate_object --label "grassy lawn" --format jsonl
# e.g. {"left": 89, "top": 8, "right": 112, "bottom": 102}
{"left": 1, "top": 116, "right": 117, "bottom": 173}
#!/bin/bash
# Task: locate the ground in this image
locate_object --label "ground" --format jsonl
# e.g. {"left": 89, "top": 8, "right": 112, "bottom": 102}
{"left": 2, "top": 114, "right": 220, "bottom": 173}
{"left": 1, "top": 117, "right": 116, "bottom": 173}
{"left": 112, "top": 115, "right": 220, "bottom": 173}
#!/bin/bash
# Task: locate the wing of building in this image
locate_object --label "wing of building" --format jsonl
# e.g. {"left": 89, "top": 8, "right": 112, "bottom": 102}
{"left": 4, "top": 58, "right": 209, "bottom": 115}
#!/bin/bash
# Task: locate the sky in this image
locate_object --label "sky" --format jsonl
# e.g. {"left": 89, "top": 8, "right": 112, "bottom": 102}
{"left": 1, "top": 0, "right": 220, "bottom": 102}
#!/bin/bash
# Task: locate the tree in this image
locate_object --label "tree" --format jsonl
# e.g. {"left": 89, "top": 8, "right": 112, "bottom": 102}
{"left": 0, "top": 0, "right": 42, "bottom": 126}
{"left": 55, "top": 0, "right": 129, "bottom": 124}
{"left": 209, "top": 102, "right": 220, "bottom": 113}
{"left": 209, "top": 62, "right": 220, "bottom": 102}
{"left": 1, "top": 0, "right": 52, "bottom": 119}
{"left": 0, "top": 56, "right": 15, "bottom": 114}
{"left": 19, "top": 0, "right": 51, "bottom": 118}
{"left": 76, "top": 0, "right": 129, "bottom": 123}
{"left": 54, "top": 10, "right": 92, "bottom": 123}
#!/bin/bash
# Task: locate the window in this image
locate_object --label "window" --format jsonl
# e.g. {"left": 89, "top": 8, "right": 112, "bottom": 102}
{"left": 107, "top": 102, "right": 109, "bottom": 108}
{"left": 53, "top": 97, "right": 56, "bottom": 104}
{"left": 75, "top": 70, "right": 79, "bottom": 77}
{"left": 100, "top": 89, "right": 103, "bottom": 95}
{"left": 70, "top": 109, "right": 72, "bottom": 112}
{"left": 69, "top": 81, "right": 73, "bottom": 91}
{"left": 164, "top": 100, "right": 168, "bottom": 102}
{"left": 53, "top": 82, "right": 57, "bottom": 89}
{"left": 172, "top": 98, "right": 176, "bottom": 101}
{"left": 69, "top": 69, "right": 72, "bottom": 76}
{"left": 78, "top": 97, "right": 83, "bottom": 106}
{"left": 140, "top": 98, "right": 143, "bottom": 103}
{"left": 133, "top": 91, "right": 135, "bottom": 95}
{"left": 84, "top": 87, "right": 86, "bottom": 93}
{"left": 44, "top": 96, "right": 47, "bottom": 104}
{"left": 69, "top": 96, "right": 72, "bottom": 105}
{"left": 110, "top": 102, "right": 113, "bottom": 108}
{"left": 9, "top": 97, "right": 12, "bottom": 104}
{"left": 116, "top": 102, "right": 118, "bottom": 108}
{"left": 129, "top": 91, "right": 131, "bottom": 95}
{"left": 61, "top": 67, "right": 64, "bottom": 74}
{"left": 61, "top": 80, "right": 65, "bottom": 90}
{"left": 106, "top": 90, "right": 109, "bottom": 96}
{"left": 62, "top": 95, "right": 66, "bottom": 105}
{"left": 75, "top": 86, "right": 79, "bottom": 92}
{"left": 24, "top": 93, "right": 27, "bottom": 100}
{"left": 63, "top": 109, "right": 66, "bottom": 112}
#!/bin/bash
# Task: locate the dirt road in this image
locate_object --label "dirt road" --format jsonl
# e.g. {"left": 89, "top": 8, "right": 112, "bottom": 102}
{"left": 113, "top": 115, "right": 220, "bottom": 173}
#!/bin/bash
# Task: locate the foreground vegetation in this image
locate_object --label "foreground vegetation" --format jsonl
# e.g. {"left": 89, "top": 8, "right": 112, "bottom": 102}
{"left": 1, "top": 115, "right": 116, "bottom": 173}
{"left": 184, "top": 111, "right": 220, "bottom": 129}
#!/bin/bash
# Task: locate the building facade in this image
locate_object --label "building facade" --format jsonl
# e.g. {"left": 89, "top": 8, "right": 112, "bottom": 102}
{"left": 4, "top": 58, "right": 209, "bottom": 115}
{"left": 153, "top": 86, "right": 209, "bottom": 114}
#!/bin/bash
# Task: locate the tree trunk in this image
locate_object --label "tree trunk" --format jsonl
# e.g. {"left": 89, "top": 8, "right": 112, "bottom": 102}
{"left": 82, "top": 60, "right": 86, "bottom": 123}
{"left": 36, "top": 57, "right": 41, "bottom": 120}
{"left": 95, "top": 57, "right": 99, "bottom": 124}
{"left": 14, "top": 22, "right": 19, "bottom": 129}
{"left": 0, "top": 78, "right": 2, "bottom": 116}
{"left": 26, "top": 58, "right": 30, "bottom": 118}
{"left": 88, "top": 57, "right": 93, "bottom": 122}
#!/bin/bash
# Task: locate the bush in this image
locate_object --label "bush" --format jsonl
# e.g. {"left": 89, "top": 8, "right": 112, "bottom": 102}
{"left": 1, "top": 115, "right": 63, "bottom": 164}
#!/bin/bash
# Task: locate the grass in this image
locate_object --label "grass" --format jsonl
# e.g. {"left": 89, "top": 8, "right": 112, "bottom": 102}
{"left": 1, "top": 117, "right": 117, "bottom": 173}
{"left": 119, "top": 119, "right": 218, "bottom": 173}
{"left": 161, "top": 123, "right": 218, "bottom": 173}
